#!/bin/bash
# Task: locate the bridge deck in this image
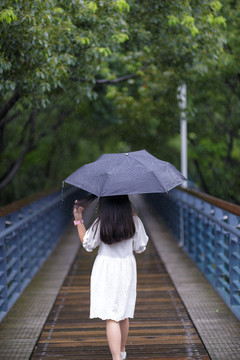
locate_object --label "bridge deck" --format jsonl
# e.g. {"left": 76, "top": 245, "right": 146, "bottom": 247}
{"left": 31, "top": 239, "right": 210, "bottom": 360}
{"left": 0, "top": 195, "right": 239, "bottom": 360}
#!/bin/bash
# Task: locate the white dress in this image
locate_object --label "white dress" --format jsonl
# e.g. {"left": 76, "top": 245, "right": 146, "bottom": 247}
{"left": 82, "top": 216, "right": 149, "bottom": 321}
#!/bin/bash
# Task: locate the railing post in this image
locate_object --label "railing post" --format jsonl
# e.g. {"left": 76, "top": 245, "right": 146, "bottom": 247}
{"left": 229, "top": 237, "right": 239, "bottom": 306}
{"left": 203, "top": 220, "right": 215, "bottom": 282}
{"left": 0, "top": 237, "right": 8, "bottom": 314}
{"left": 179, "top": 205, "right": 184, "bottom": 247}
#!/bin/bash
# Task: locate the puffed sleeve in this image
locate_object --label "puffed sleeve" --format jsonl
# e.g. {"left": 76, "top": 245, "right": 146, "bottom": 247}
{"left": 82, "top": 219, "right": 101, "bottom": 252}
{"left": 133, "top": 216, "right": 149, "bottom": 253}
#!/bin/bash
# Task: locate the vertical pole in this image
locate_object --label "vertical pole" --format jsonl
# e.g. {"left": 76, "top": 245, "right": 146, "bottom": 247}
{"left": 178, "top": 83, "right": 188, "bottom": 186}
{"left": 178, "top": 84, "right": 187, "bottom": 247}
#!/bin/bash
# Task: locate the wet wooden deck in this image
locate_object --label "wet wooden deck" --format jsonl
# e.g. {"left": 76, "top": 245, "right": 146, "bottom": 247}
{"left": 31, "top": 238, "right": 210, "bottom": 360}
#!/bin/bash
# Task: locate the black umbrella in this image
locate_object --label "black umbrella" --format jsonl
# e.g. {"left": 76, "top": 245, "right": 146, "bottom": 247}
{"left": 64, "top": 150, "right": 187, "bottom": 197}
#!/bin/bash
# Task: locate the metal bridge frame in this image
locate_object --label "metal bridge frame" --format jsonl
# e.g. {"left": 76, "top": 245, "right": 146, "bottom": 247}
{"left": 147, "top": 187, "right": 240, "bottom": 320}
{"left": 1, "top": 186, "right": 239, "bottom": 322}
{"left": 0, "top": 187, "right": 80, "bottom": 321}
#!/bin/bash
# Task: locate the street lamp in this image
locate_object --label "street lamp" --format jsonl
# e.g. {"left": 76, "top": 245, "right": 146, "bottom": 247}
{"left": 178, "top": 83, "right": 188, "bottom": 188}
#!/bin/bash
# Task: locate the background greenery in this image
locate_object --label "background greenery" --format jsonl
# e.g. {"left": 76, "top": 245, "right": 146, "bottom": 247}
{"left": 1, "top": 0, "right": 239, "bottom": 205}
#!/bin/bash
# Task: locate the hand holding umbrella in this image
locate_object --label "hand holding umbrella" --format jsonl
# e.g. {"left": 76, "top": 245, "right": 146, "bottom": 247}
{"left": 73, "top": 201, "right": 84, "bottom": 223}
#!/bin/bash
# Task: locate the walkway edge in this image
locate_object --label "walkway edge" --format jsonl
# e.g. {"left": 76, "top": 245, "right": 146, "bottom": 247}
{"left": 0, "top": 225, "right": 80, "bottom": 360}
{"left": 132, "top": 195, "right": 240, "bottom": 360}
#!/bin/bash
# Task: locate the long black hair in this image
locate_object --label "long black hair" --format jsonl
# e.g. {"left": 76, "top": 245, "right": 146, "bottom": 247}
{"left": 96, "top": 195, "right": 135, "bottom": 244}
{"left": 75, "top": 194, "right": 135, "bottom": 244}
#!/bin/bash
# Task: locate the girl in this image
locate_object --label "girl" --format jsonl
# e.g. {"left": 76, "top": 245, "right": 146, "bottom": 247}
{"left": 73, "top": 195, "right": 149, "bottom": 360}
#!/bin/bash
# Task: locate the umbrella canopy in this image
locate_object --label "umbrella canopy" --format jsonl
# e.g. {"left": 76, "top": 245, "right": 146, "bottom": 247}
{"left": 64, "top": 150, "right": 187, "bottom": 197}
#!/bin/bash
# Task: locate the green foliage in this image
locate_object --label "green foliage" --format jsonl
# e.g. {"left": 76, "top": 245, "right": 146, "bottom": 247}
{"left": 0, "top": 0, "right": 130, "bottom": 101}
{"left": 2, "top": 0, "right": 240, "bottom": 206}
{"left": 0, "top": 8, "right": 17, "bottom": 24}
{"left": 183, "top": 0, "right": 240, "bottom": 203}
{"left": 114, "top": 0, "right": 130, "bottom": 13}
{"left": 111, "top": 33, "right": 129, "bottom": 44}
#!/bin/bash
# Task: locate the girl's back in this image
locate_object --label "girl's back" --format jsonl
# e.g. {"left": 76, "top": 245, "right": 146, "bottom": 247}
{"left": 83, "top": 215, "right": 148, "bottom": 257}
{"left": 73, "top": 195, "right": 149, "bottom": 360}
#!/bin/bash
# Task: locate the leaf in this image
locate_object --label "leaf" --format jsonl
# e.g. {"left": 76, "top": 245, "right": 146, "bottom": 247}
{"left": 190, "top": 25, "right": 200, "bottom": 37}
{"left": 114, "top": 0, "right": 130, "bottom": 13}
{"left": 10, "top": 82, "right": 16, "bottom": 91}
{"left": 182, "top": 15, "right": 199, "bottom": 36}
{"left": 76, "top": 36, "right": 91, "bottom": 45}
{"left": 215, "top": 16, "right": 226, "bottom": 27}
{"left": 111, "top": 33, "right": 129, "bottom": 44}
{"left": 210, "top": 1, "right": 222, "bottom": 12}
{"left": 0, "top": 8, "right": 17, "bottom": 24}
{"left": 87, "top": 1, "right": 98, "bottom": 14}
{"left": 167, "top": 15, "right": 180, "bottom": 26}
{"left": 143, "top": 46, "right": 151, "bottom": 54}
{"left": 53, "top": 7, "right": 64, "bottom": 14}
{"left": 97, "top": 47, "right": 112, "bottom": 57}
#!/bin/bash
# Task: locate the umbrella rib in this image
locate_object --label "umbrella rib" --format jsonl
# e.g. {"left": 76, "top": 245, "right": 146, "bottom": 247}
{"left": 151, "top": 168, "right": 168, "bottom": 193}
{"left": 129, "top": 156, "right": 168, "bottom": 192}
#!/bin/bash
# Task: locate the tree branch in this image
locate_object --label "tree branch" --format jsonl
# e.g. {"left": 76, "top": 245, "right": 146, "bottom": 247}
{"left": 70, "top": 65, "right": 148, "bottom": 85}
{"left": 188, "top": 136, "right": 210, "bottom": 193}
{"left": 0, "top": 112, "right": 19, "bottom": 128}
{"left": 0, "top": 90, "right": 20, "bottom": 123}
{"left": 226, "top": 134, "right": 234, "bottom": 164}
{"left": 192, "top": 158, "right": 210, "bottom": 194}
{"left": 37, "top": 109, "right": 71, "bottom": 140}
{"left": 0, "top": 113, "right": 19, "bottom": 152}
{"left": 0, "top": 108, "right": 37, "bottom": 190}
{"left": 95, "top": 73, "right": 139, "bottom": 84}
{"left": 70, "top": 73, "right": 138, "bottom": 84}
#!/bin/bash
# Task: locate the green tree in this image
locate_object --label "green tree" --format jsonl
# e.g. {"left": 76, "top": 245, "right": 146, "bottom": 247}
{"left": 186, "top": 0, "right": 240, "bottom": 203}
{"left": 0, "top": 0, "right": 228, "bottom": 205}
{"left": 0, "top": 0, "right": 130, "bottom": 192}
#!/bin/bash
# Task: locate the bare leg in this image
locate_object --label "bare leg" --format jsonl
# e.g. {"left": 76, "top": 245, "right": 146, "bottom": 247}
{"left": 106, "top": 320, "right": 122, "bottom": 360}
{"left": 119, "top": 318, "right": 129, "bottom": 352}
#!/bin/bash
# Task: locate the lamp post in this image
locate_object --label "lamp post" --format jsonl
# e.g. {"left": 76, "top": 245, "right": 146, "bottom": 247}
{"left": 178, "top": 83, "right": 187, "bottom": 247}
{"left": 178, "top": 83, "right": 188, "bottom": 187}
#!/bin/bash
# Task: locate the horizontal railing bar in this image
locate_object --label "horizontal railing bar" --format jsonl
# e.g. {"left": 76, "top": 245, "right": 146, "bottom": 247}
{"left": 0, "top": 187, "right": 75, "bottom": 238}
{"left": 0, "top": 188, "right": 59, "bottom": 217}
{"left": 179, "top": 199, "right": 240, "bottom": 237}
{"left": 178, "top": 186, "right": 240, "bottom": 216}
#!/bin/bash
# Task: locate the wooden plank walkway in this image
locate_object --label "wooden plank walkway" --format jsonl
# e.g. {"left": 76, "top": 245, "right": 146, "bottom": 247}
{"left": 31, "top": 239, "right": 210, "bottom": 360}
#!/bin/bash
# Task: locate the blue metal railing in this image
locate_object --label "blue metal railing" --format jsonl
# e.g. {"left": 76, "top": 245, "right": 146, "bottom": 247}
{"left": 0, "top": 187, "right": 81, "bottom": 321}
{"left": 147, "top": 188, "right": 240, "bottom": 320}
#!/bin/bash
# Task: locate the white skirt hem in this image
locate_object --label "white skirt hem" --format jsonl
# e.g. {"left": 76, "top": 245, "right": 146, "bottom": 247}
{"left": 90, "top": 315, "right": 134, "bottom": 322}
